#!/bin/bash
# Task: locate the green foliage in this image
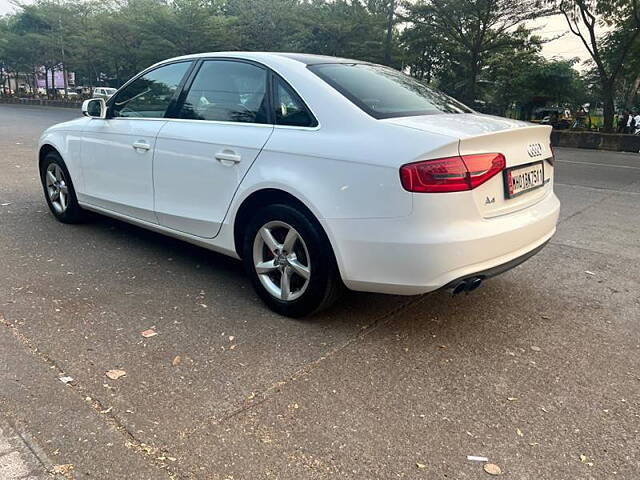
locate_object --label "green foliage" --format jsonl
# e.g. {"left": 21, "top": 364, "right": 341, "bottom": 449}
{"left": 489, "top": 54, "right": 587, "bottom": 117}
{"left": 551, "top": 0, "right": 640, "bottom": 130}
{"left": 0, "top": 0, "right": 614, "bottom": 120}
{"left": 402, "top": 0, "right": 555, "bottom": 105}
{"left": 0, "top": 0, "right": 392, "bottom": 88}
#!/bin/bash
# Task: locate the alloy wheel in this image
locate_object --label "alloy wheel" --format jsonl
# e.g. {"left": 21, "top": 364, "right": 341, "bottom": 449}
{"left": 252, "top": 221, "right": 311, "bottom": 301}
{"left": 45, "top": 163, "right": 69, "bottom": 214}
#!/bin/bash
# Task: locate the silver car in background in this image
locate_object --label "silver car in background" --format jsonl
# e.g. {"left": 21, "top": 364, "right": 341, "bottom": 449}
{"left": 92, "top": 87, "right": 117, "bottom": 100}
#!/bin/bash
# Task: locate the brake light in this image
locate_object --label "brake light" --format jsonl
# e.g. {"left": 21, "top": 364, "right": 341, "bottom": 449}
{"left": 399, "top": 153, "right": 506, "bottom": 193}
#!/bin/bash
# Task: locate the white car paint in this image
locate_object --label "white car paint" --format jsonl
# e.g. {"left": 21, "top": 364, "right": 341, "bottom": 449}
{"left": 154, "top": 119, "right": 274, "bottom": 237}
{"left": 80, "top": 117, "right": 165, "bottom": 223}
{"left": 38, "top": 52, "right": 560, "bottom": 296}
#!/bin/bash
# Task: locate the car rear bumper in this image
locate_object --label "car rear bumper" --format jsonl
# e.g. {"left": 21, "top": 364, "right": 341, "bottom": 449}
{"left": 441, "top": 238, "right": 549, "bottom": 290}
{"left": 324, "top": 191, "right": 560, "bottom": 295}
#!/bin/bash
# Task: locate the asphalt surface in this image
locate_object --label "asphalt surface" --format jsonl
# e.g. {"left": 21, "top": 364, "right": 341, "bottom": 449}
{"left": 0, "top": 104, "right": 639, "bottom": 479}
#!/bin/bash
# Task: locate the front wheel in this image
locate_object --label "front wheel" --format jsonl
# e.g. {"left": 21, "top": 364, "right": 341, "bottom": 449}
{"left": 242, "top": 204, "right": 342, "bottom": 318}
{"left": 40, "top": 151, "right": 86, "bottom": 223}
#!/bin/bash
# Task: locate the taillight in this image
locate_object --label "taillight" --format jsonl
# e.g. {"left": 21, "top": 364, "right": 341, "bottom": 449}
{"left": 399, "top": 153, "right": 506, "bottom": 193}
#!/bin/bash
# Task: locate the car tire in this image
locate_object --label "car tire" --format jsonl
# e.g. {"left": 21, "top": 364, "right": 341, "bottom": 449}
{"left": 40, "top": 151, "right": 86, "bottom": 224}
{"left": 242, "top": 203, "right": 343, "bottom": 318}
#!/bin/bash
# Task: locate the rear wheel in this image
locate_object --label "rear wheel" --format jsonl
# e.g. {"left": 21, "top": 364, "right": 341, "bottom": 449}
{"left": 40, "top": 151, "right": 86, "bottom": 223}
{"left": 242, "top": 204, "right": 342, "bottom": 317}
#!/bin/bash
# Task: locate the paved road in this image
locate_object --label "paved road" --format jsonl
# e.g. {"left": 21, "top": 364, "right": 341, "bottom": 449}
{"left": 0, "top": 104, "right": 639, "bottom": 479}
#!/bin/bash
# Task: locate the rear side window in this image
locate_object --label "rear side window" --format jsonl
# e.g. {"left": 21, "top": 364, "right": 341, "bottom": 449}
{"left": 273, "top": 77, "right": 317, "bottom": 127}
{"left": 309, "top": 63, "right": 472, "bottom": 119}
{"left": 111, "top": 62, "right": 191, "bottom": 118}
{"left": 179, "top": 60, "right": 269, "bottom": 124}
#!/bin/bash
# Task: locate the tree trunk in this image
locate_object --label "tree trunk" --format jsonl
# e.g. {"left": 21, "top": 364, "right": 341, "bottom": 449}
{"left": 465, "top": 56, "right": 479, "bottom": 107}
{"left": 45, "top": 67, "right": 49, "bottom": 99}
{"left": 601, "top": 82, "right": 615, "bottom": 133}
{"left": 51, "top": 66, "right": 56, "bottom": 97}
{"left": 63, "top": 63, "right": 69, "bottom": 96}
{"left": 624, "top": 74, "right": 640, "bottom": 109}
{"left": 383, "top": 0, "right": 396, "bottom": 65}
{"left": 33, "top": 68, "right": 38, "bottom": 96}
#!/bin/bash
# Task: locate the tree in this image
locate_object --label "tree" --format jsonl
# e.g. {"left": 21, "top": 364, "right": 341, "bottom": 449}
{"left": 293, "top": 0, "right": 388, "bottom": 64}
{"left": 0, "top": 0, "right": 587, "bottom": 113}
{"left": 403, "top": 0, "right": 554, "bottom": 106}
{"left": 383, "top": 0, "right": 396, "bottom": 64}
{"left": 399, "top": 4, "right": 447, "bottom": 82}
{"left": 482, "top": 31, "right": 544, "bottom": 115}
{"left": 555, "top": 0, "right": 640, "bottom": 131}
{"left": 615, "top": 35, "right": 640, "bottom": 109}
{"left": 490, "top": 55, "right": 587, "bottom": 117}
{"left": 0, "top": 18, "right": 9, "bottom": 94}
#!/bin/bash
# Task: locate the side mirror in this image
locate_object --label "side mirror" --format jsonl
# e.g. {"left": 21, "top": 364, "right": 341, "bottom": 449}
{"left": 82, "top": 98, "right": 107, "bottom": 119}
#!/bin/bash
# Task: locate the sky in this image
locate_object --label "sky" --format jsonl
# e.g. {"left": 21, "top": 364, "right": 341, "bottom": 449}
{"left": 0, "top": 0, "right": 15, "bottom": 15}
{"left": 530, "top": 15, "right": 595, "bottom": 68}
{"left": 0, "top": 0, "right": 593, "bottom": 67}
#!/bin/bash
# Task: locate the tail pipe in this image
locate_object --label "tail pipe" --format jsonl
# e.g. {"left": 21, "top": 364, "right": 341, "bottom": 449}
{"left": 447, "top": 276, "right": 484, "bottom": 296}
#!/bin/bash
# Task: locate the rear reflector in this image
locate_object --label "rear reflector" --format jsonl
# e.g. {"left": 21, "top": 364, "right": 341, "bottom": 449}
{"left": 400, "top": 153, "right": 506, "bottom": 193}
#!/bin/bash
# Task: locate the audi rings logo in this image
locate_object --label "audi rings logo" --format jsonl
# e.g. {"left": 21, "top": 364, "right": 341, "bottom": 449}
{"left": 527, "top": 143, "right": 543, "bottom": 157}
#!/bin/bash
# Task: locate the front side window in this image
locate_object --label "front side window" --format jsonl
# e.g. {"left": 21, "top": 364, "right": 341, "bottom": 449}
{"left": 309, "top": 63, "right": 473, "bottom": 119}
{"left": 273, "top": 78, "right": 316, "bottom": 127}
{"left": 179, "top": 60, "right": 268, "bottom": 124}
{"left": 111, "top": 62, "right": 192, "bottom": 118}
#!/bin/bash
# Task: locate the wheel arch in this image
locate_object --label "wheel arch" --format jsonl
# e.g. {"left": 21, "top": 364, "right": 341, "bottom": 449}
{"left": 232, "top": 188, "right": 338, "bottom": 266}
{"left": 38, "top": 143, "right": 61, "bottom": 169}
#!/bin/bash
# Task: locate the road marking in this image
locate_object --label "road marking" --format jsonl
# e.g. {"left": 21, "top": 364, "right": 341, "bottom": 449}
{"left": 556, "top": 159, "right": 640, "bottom": 170}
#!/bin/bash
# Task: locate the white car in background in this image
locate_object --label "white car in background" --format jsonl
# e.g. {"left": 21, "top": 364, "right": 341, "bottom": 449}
{"left": 38, "top": 52, "right": 560, "bottom": 317}
{"left": 92, "top": 87, "right": 117, "bottom": 99}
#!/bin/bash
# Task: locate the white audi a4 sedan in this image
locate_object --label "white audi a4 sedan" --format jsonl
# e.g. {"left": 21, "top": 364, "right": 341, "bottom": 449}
{"left": 38, "top": 52, "right": 560, "bottom": 317}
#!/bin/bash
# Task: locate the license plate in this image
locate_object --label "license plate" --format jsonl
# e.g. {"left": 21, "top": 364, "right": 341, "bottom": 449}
{"left": 504, "top": 161, "right": 544, "bottom": 199}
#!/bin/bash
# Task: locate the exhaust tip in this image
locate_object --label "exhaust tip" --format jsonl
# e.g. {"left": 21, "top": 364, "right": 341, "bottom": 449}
{"left": 465, "top": 277, "right": 483, "bottom": 292}
{"left": 448, "top": 281, "right": 467, "bottom": 296}
{"left": 447, "top": 277, "right": 484, "bottom": 296}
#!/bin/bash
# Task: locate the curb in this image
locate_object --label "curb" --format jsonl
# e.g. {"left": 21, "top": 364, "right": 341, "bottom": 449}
{"left": 0, "top": 416, "right": 65, "bottom": 479}
{"left": 0, "top": 98, "right": 82, "bottom": 109}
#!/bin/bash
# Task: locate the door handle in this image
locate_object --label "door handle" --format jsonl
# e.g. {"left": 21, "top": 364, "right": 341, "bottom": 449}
{"left": 132, "top": 141, "right": 150, "bottom": 151}
{"left": 215, "top": 151, "right": 241, "bottom": 165}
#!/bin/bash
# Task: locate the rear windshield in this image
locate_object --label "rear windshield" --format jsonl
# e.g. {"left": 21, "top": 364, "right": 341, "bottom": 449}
{"left": 308, "top": 63, "right": 472, "bottom": 119}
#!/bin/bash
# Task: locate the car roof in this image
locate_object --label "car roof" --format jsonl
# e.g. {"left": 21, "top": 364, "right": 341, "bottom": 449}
{"left": 153, "top": 51, "right": 367, "bottom": 67}
{"left": 270, "top": 53, "right": 365, "bottom": 65}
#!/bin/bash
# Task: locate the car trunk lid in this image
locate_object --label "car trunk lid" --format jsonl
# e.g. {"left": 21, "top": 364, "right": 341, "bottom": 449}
{"left": 384, "top": 113, "right": 554, "bottom": 217}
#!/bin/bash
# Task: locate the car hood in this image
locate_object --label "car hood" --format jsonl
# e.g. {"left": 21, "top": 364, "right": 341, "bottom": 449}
{"left": 43, "top": 116, "right": 88, "bottom": 134}
{"left": 382, "top": 113, "right": 532, "bottom": 139}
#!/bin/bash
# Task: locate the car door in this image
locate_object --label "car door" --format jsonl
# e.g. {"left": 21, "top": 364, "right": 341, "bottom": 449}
{"left": 153, "top": 59, "right": 274, "bottom": 238}
{"left": 79, "top": 61, "right": 193, "bottom": 223}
